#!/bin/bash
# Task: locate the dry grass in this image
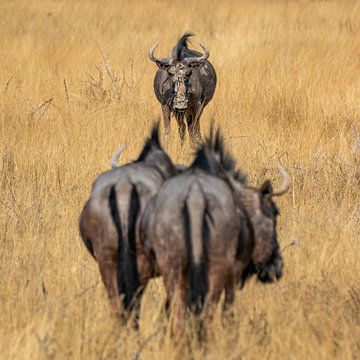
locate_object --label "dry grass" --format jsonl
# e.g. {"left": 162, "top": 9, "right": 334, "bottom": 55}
{"left": 1, "top": 0, "right": 360, "bottom": 359}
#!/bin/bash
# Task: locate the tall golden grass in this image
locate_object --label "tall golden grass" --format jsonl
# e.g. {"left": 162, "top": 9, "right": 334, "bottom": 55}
{"left": 1, "top": 0, "right": 359, "bottom": 358}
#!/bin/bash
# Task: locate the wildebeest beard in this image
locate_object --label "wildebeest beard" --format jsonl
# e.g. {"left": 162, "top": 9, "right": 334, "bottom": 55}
{"left": 172, "top": 71, "right": 188, "bottom": 116}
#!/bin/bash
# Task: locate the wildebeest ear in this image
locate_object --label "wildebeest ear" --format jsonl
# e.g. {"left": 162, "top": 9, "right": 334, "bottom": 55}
{"left": 260, "top": 180, "right": 273, "bottom": 197}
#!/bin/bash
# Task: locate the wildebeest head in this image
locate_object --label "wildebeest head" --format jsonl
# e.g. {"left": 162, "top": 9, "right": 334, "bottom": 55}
{"left": 200, "top": 128, "right": 290, "bottom": 284}
{"left": 235, "top": 163, "right": 291, "bottom": 285}
{"left": 149, "top": 32, "right": 209, "bottom": 112}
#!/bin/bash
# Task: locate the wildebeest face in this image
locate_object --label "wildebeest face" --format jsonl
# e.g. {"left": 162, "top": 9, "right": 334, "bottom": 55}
{"left": 149, "top": 41, "right": 208, "bottom": 111}
{"left": 232, "top": 163, "right": 291, "bottom": 283}
{"left": 240, "top": 182, "right": 282, "bottom": 283}
{"left": 157, "top": 59, "right": 205, "bottom": 111}
{"left": 255, "top": 181, "right": 283, "bottom": 282}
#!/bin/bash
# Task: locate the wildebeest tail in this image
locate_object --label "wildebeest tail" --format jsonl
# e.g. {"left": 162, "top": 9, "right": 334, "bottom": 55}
{"left": 109, "top": 183, "right": 141, "bottom": 311}
{"left": 172, "top": 32, "right": 194, "bottom": 60}
{"left": 183, "top": 182, "right": 209, "bottom": 315}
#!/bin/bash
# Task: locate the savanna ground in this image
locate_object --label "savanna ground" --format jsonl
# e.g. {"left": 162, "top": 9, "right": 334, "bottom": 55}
{"left": 1, "top": 0, "right": 359, "bottom": 359}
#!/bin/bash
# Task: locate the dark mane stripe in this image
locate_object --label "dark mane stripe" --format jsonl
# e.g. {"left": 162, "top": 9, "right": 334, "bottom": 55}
{"left": 189, "top": 145, "right": 212, "bottom": 172}
{"left": 136, "top": 122, "right": 161, "bottom": 162}
{"left": 190, "top": 127, "right": 246, "bottom": 183}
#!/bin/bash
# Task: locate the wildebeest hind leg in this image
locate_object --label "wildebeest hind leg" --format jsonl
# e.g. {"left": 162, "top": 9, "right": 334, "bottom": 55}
{"left": 98, "top": 254, "right": 122, "bottom": 319}
{"left": 222, "top": 277, "right": 236, "bottom": 327}
{"left": 163, "top": 269, "right": 186, "bottom": 342}
{"left": 207, "top": 272, "right": 226, "bottom": 322}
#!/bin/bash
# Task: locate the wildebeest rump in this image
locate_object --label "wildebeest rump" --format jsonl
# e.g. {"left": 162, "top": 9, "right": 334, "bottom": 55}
{"left": 140, "top": 129, "right": 291, "bottom": 338}
{"left": 149, "top": 32, "right": 217, "bottom": 147}
{"left": 140, "top": 147, "right": 249, "bottom": 338}
{"left": 79, "top": 125, "right": 178, "bottom": 326}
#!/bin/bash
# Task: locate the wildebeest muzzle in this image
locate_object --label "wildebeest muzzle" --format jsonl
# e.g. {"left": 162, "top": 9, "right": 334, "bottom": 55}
{"left": 172, "top": 67, "right": 189, "bottom": 111}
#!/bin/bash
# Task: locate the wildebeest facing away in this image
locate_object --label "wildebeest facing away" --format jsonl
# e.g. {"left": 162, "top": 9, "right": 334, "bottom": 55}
{"left": 140, "top": 129, "right": 290, "bottom": 339}
{"left": 149, "top": 32, "right": 217, "bottom": 147}
{"left": 79, "top": 125, "right": 179, "bottom": 327}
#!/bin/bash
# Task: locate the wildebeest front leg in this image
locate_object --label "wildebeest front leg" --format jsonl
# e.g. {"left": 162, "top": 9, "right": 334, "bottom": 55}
{"left": 162, "top": 105, "right": 171, "bottom": 149}
{"left": 175, "top": 116, "right": 186, "bottom": 146}
{"left": 207, "top": 270, "right": 227, "bottom": 322}
{"left": 130, "top": 250, "right": 153, "bottom": 330}
{"left": 187, "top": 105, "right": 204, "bottom": 145}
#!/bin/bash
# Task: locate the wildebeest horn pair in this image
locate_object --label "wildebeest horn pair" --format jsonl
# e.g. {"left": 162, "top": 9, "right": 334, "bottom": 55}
{"left": 149, "top": 41, "right": 209, "bottom": 65}
{"left": 149, "top": 32, "right": 217, "bottom": 147}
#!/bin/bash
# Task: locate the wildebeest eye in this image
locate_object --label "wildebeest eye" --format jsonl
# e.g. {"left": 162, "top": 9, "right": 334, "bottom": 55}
{"left": 156, "top": 61, "right": 169, "bottom": 70}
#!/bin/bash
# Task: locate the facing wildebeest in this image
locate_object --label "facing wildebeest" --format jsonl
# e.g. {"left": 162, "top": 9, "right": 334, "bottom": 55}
{"left": 140, "top": 130, "right": 290, "bottom": 338}
{"left": 149, "top": 32, "right": 217, "bottom": 147}
{"left": 79, "top": 125, "right": 178, "bottom": 327}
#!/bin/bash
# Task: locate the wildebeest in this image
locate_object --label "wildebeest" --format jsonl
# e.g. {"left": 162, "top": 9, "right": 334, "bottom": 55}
{"left": 140, "top": 130, "right": 290, "bottom": 338}
{"left": 149, "top": 32, "right": 217, "bottom": 147}
{"left": 79, "top": 124, "right": 179, "bottom": 327}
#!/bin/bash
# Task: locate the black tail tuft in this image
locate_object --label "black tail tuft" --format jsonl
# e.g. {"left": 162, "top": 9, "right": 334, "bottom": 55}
{"left": 178, "top": 32, "right": 194, "bottom": 47}
{"left": 123, "top": 186, "right": 141, "bottom": 309}
{"left": 109, "top": 185, "right": 126, "bottom": 294}
{"left": 109, "top": 185, "right": 141, "bottom": 312}
{"left": 183, "top": 201, "right": 208, "bottom": 315}
{"left": 173, "top": 32, "right": 194, "bottom": 60}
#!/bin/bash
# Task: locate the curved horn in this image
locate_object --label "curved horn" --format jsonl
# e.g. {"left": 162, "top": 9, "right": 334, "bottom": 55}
{"left": 184, "top": 42, "right": 209, "bottom": 64}
{"left": 197, "top": 42, "right": 209, "bottom": 61}
{"left": 272, "top": 162, "right": 291, "bottom": 196}
{"left": 111, "top": 144, "right": 127, "bottom": 169}
{"left": 148, "top": 42, "right": 160, "bottom": 62}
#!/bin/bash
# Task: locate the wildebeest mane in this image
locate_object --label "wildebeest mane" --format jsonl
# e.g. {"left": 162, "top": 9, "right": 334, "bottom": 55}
{"left": 172, "top": 32, "right": 202, "bottom": 60}
{"left": 190, "top": 127, "right": 247, "bottom": 183}
{"left": 135, "top": 122, "right": 161, "bottom": 162}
